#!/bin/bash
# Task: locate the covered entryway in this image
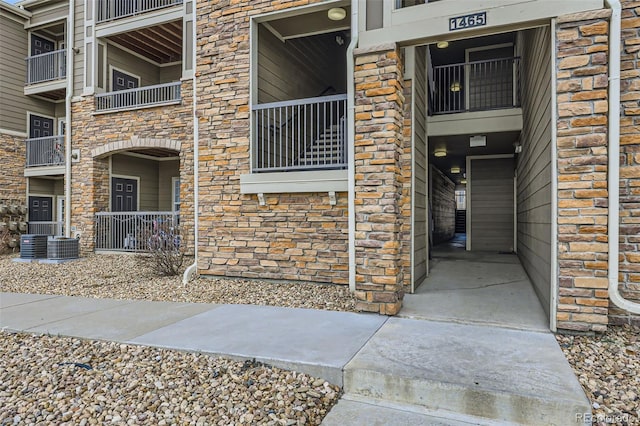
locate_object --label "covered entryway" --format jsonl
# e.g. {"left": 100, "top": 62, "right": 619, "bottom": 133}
{"left": 405, "top": 26, "right": 554, "bottom": 330}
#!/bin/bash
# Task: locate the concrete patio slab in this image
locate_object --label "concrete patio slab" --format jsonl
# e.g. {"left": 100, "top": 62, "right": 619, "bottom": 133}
{"left": 0, "top": 292, "right": 61, "bottom": 309}
{"left": 0, "top": 295, "right": 134, "bottom": 331}
{"left": 344, "top": 318, "right": 590, "bottom": 424}
{"left": 130, "top": 304, "right": 388, "bottom": 385}
{"left": 26, "top": 300, "right": 217, "bottom": 341}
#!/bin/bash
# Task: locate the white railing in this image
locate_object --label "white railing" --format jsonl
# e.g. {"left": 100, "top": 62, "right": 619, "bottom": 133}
{"left": 97, "top": 0, "right": 183, "bottom": 22}
{"left": 430, "top": 57, "right": 521, "bottom": 115}
{"left": 25, "top": 136, "right": 65, "bottom": 167}
{"left": 28, "top": 221, "right": 63, "bottom": 236}
{"left": 252, "top": 94, "right": 348, "bottom": 172}
{"left": 95, "top": 81, "right": 181, "bottom": 112}
{"left": 25, "top": 49, "right": 67, "bottom": 85}
{"left": 95, "top": 211, "right": 179, "bottom": 252}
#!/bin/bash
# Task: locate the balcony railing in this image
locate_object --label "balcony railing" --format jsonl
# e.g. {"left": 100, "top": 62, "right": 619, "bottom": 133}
{"left": 95, "top": 81, "right": 181, "bottom": 113}
{"left": 95, "top": 211, "right": 179, "bottom": 252}
{"left": 97, "top": 0, "right": 183, "bottom": 23}
{"left": 25, "top": 136, "right": 65, "bottom": 167}
{"left": 28, "top": 221, "right": 63, "bottom": 236}
{"left": 430, "top": 57, "right": 521, "bottom": 115}
{"left": 252, "top": 94, "right": 347, "bottom": 172}
{"left": 25, "top": 49, "right": 66, "bottom": 85}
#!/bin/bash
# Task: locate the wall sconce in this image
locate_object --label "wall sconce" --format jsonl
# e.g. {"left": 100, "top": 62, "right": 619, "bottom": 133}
{"left": 451, "top": 167, "right": 461, "bottom": 174}
{"left": 450, "top": 81, "right": 461, "bottom": 92}
{"left": 461, "top": 179, "right": 467, "bottom": 184}
{"left": 328, "top": 7, "right": 346, "bottom": 20}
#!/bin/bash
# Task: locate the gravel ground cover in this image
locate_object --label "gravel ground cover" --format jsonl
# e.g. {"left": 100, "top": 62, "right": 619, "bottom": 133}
{"left": 0, "top": 331, "right": 340, "bottom": 425}
{"left": 557, "top": 325, "right": 640, "bottom": 425}
{"left": 0, "top": 254, "right": 356, "bottom": 312}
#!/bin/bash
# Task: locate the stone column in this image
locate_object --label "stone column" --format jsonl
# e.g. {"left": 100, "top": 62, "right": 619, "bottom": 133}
{"left": 353, "top": 44, "right": 405, "bottom": 315}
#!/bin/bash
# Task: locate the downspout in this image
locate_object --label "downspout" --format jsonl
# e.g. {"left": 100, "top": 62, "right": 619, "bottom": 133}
{"left": 347, "top": 0, "right": 359, "bottom": 292}
{"left": 182, "top": 12, "right": 199, "bottom": 284}
{"left": 605, "top": 0, "right": 640, "bottom": 313}
{"left": 64, "top": 0, "right": 74, "bottom": 237}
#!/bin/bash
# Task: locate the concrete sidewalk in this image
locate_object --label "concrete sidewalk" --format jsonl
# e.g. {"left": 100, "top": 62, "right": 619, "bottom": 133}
{"left": 0, "top": 292, "right": 590, "bottom": 425}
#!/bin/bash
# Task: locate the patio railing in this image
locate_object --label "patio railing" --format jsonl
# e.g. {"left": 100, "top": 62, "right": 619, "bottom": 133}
{"left": 97, "top": 0, "right": 183, "bottom": 23}
{"left": 26, "top": 49, "right": 66, "bottom": 85}
{"left": 95, "top": 211, "right": 179, "bottom": 252}
{"left": 95, "top": 81, "right": 181, "bottom": 113}
{"left": 25, "top": 136, "right": 65, "bottom": 167}
{"left": 430, "top": 57, "right": 521, "bottom": 115}
{"left": 28, "top": 221, "right": 63, "bottom": 236}
{"left": 252, "top": 94, "right": 347, "bottom": 172}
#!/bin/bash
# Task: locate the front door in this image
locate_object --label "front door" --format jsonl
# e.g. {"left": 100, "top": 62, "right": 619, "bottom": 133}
{"left": 28, "top": 196, "right": 53, "bottom": 222}
{"left": 112, "top": 69, "right": 139, "bottom": 92}
{"left": 29, "top": 115, "right": 54, "bottom": 139}
{"left": 111, "top": 177, "right": 138, "bottom": 212}
{"left": 30, "top": 34, "right": 54, "bottom": 56}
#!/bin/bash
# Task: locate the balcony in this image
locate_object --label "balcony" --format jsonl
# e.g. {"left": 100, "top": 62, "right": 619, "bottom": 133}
{"left": 95, "top": 211, "right": 179, "bottom": 252}
{"left": 430, "top": 57, "right": 521, "bottom": 115}
{"left": 24, "top": 49, "right": 67, "bottom": 99}
{"left": 25, "top": 136, "right": 65, "bottom": 168}
{"left": 96, "top": 0, "right": 183, "bottom": 23}
{"left": 95, "top": 81, "right": 181, "bottom": 113}
{"left": 252, "top": 94, "right": 347, "bottom": 173}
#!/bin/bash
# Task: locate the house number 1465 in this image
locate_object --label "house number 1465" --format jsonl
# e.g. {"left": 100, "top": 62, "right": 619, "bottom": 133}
{"left": 449, "top": 12, "right": 487, "bottom": 31}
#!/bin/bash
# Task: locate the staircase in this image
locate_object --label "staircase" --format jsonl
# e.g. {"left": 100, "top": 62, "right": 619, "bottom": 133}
{"left": 455, "top": 209, "right": 466, "bottom": 233}
{"left": 297, "top": 122, "right": 345, "bottom": 168}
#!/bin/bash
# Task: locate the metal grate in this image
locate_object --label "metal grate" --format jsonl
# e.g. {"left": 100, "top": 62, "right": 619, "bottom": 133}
{"left": 47, "top": 237, "right": 79, "bottom": 260}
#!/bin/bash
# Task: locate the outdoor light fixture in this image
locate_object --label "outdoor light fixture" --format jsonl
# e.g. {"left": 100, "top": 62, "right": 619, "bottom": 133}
{"left": 434, "top": 148, "right": 447, "bottom": 157}
{"left": 450, "top": 81, "right": 461, "bottom": 92}
{"left": 461, "top": 179, "right": 467, "bottom": 184}
{"left": 451, "top": 167, "right": 461, "bottom": 174}
{"left": 328, "top": 7, "right": 346, "bottom": 20}
{"left": 436, "top": 41, "right": 449, "bottom": 49}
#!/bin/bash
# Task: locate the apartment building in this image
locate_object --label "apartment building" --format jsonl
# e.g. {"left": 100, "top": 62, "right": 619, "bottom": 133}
{"left": 1, "top": 0, "right": 639, "bottom": 333}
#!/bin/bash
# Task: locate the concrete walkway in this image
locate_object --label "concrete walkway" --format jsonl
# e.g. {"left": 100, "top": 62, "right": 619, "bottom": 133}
{"left": 0, "top": 292, "right": 590, "bottom": 424}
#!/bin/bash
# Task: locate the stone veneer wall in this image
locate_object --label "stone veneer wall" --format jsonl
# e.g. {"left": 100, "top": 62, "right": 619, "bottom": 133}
{"left": 0, "top": 133, "right": 26, "bottom": 203}
{"left": 195, "top": 0, "right": 348, "bottom": 285}
{"left": 353, "top": 44, "right": 406, "bottom": 314}
{"left": 400, "top": 78, "right": 413, "bottom": 291}
{"left": 613, "top": 0, "right": 640, "bottom": 326}
{"left": 69, "top": 80, "right": 194, "bottom": 253}
{"left": 555, "top": 10, "right": 611, "bottom": 332}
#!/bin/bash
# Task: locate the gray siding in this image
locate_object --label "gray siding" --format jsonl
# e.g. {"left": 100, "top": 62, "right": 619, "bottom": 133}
{"left": 111, "top": 154, "right": 159, "bottom": 211}
{"left": 160, "top": 64, "right": 182, "bottom": 83}
{"left": 107, "top": 44, "right": 160, "bottom": 89}
{"left": 29, "top": 3, "right": 68, "bottom": 27}
{"left": 413, "top": 45, "right": 428, "bottom": 287}
{"left": 257, "top": 25, "right": 346, "bottom": 103}
{"left": 516, "top": 26, "right": 552, "bottom": 316}
{"left": 158, "top": 160, "right": 179, "bottom": 211}
{"left": 470, "top": 157, "right": 514, "bottom": 252}
{"left": 73, "top": 0, "right": 84, "bottom": 95}
{"left": 29, "top": 177, "right": 56, "bottom": 195}
{"left": 0, "top": 12, "right": 57, "bottom": 133}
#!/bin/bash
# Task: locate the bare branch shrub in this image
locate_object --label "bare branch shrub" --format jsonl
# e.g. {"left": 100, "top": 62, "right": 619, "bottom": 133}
{"left": 138, "top": 223, "right": 186, "bottom": 276}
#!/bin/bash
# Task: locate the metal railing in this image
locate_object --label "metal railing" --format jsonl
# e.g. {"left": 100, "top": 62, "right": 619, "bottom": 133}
{"left": 430, "top": 57, "right": 521, "bottom": 115}
{"left": 95, "top": 211, "right": 179, "bottom": 252}
{"left": 252, "top": 94, "right": 347, "bottom": 172}
{"left": 25, "top": 49, "right": 66, "bottom": 85}
{"left": 28, "top": 221, "right": 63, "bottom": 236}
{"left": 97, "top": 0, "right": 183, "bottom": 22}
{"left": 25, "top": 136, "right": 65, "bottom": 167}
{"left": 95, "top": 81, "right": 181, "bottom": 112}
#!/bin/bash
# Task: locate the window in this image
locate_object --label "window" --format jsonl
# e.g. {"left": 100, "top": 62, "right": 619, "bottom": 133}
{"left": 172, "top": 177, "right": 180, "bottom": 212}
{"left": 455, "top": 190, "right": 466, "bottom": 210}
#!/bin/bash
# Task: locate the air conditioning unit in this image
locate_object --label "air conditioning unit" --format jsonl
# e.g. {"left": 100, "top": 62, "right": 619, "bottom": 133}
{"left": 47, "top": 237, "right": 79, "bottom": 260}
{"left": 20, "top": 235, "right": 48, "bottom": 259}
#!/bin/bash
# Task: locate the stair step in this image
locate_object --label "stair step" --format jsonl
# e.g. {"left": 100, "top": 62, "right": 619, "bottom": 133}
{"left": 343, "top": 319, "right": 590, "bottom": 424}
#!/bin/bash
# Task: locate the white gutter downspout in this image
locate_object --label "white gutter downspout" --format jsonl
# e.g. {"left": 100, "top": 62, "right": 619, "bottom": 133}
{"left": 64, "top": 0, "right": 74, "bottom": 237}
{"left": 347, "top": 0, "right": 359, "bottom": 292}
{"left": 605, "top": 0, "right": 640, "bottom": 314}
{"left": 182, "top": 13, "right": 199, "bottom": 284}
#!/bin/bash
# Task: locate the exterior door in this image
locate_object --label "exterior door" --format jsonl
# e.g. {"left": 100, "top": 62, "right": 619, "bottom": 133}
{"left": 29, "top": 114, "right": 54, "bottom": 138}
{"left": 111, "top": 177, "right": 138, "bottom": 211}
{"left": 28, "top": 196, "right": 53, "bottom": 222}
{"left": 30, "top": 34, "right": 54, "bottom": 56}
{"left": 112, "top": 69, "right": 139, "bottom": 91}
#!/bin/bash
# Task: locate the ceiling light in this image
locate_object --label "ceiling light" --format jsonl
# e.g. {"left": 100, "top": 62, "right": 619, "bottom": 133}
{"left": 450, "top": 81, "right": 461, "bottom": 92}
{"left": 328, "top": 7, "right": 346, "bottom": 21}
{"left": 436, "top": 41, "right": 449, "bottom": 49}
{"left": 451, "top": 167, "right": 461, "bottom": 174}
{"left": 434, "top": 148, "right": 447, "bottom": 157}
{"left": 461, "top": 179, "right": 467, "bottom": 184}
